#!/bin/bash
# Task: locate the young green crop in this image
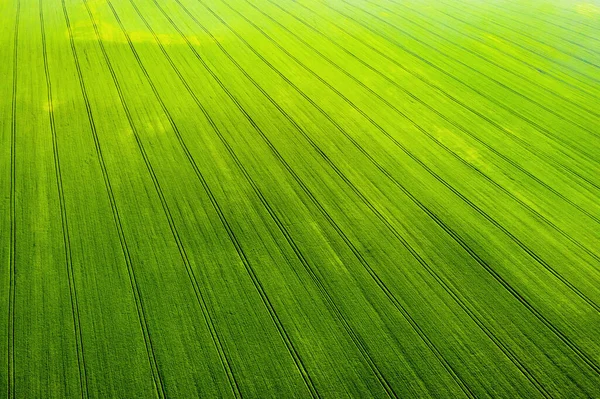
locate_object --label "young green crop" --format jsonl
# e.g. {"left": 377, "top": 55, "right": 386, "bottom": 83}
{"left": 2, "top": 0, "right": 599, "bottom": 397}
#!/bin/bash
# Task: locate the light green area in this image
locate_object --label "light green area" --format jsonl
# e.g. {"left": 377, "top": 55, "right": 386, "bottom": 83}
{"left": 1, "top": 0, "right": 599, "bottom": 397}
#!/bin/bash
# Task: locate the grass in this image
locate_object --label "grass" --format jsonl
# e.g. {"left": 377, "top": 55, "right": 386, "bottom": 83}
{"left": 1, "top": 0, "right": 599, "bottom": 397}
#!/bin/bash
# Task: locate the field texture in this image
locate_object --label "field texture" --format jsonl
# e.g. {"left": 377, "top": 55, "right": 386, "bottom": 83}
{"left": 1, "top": 0, "right": 600, "bottom": 397}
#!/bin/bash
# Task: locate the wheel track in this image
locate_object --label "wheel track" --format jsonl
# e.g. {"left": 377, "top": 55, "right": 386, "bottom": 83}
{"left": 418, "top": 1, "right": 600, "bottom": 96}
{"left": 507, "top": 2, "right": 600, "bottom": 33}
{"left": 498, "top": 0, "right": 600, "bottom": 35}
{"left": 106, "top": 2, "right": 253, "bottom": 397}
{"left": 472, "top": 0, "right": 600, "bottom": 48}
{"left": 80, "top": 0, "right": 245, "bottom": 396}
{"left": 224, "top": 1, "right": 598, "bottom": 392}
{"left": 136, "top": 2, "right": 325, "bottom": 397}
{"left": 7, "top": 3, "right": 20, "bottom": 398}
{"left": 198, "top": 0, "right": 542, "bottom": 392}
{"left": 39, "top": 1, "right": 88, "bottom": 396}
{"left": 60, "top": 1, "right": 165, "bottom": 396}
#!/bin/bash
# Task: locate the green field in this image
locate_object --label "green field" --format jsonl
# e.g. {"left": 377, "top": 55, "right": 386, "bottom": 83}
{"left": 1, "top": 0, "right": 599, "bottom": 397}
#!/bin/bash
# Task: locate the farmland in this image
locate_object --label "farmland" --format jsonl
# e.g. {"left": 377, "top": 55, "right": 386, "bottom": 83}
{"left": 1, "top": 0, "right": 599, "bottom": 396}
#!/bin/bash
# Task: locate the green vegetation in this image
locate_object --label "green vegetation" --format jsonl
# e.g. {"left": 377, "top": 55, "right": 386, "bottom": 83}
{"left": 1, "top": 0, "right": 599, "bottom": 396}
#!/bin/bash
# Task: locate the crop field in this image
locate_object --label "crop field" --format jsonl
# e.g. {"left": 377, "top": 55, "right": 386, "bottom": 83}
{"left": 1, "top": 0, "right": 600, "bottom": 397}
